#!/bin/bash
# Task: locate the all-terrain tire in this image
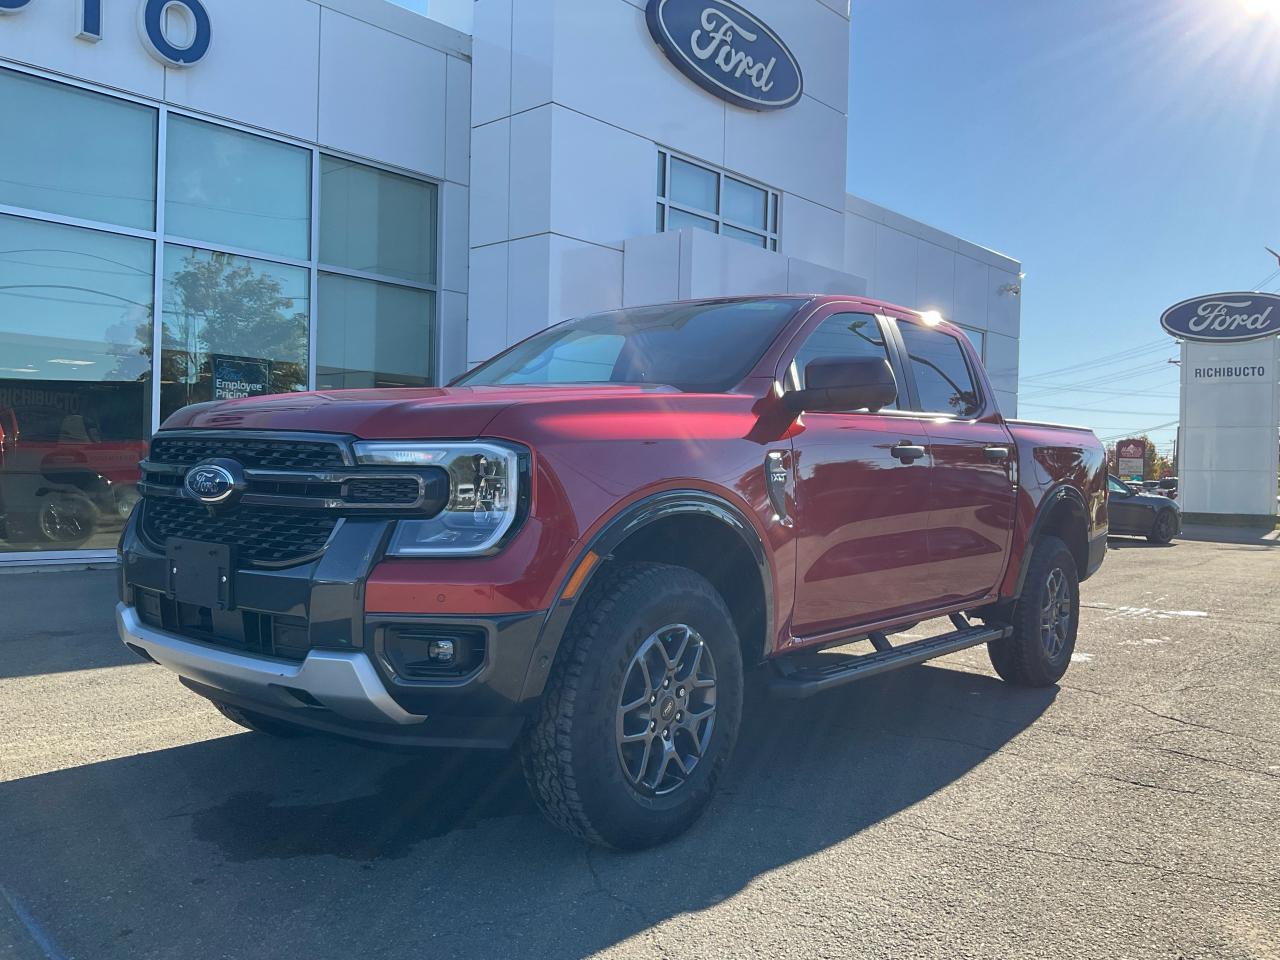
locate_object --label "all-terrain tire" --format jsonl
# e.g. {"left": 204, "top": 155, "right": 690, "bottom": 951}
{"left": 1147, "top": 510, "right": 1177, "bottom": 545}
{"left": 521, "top": 561, "right": 743, "bottom": 850}
{"left": 987, "top": 535, "right": 1078, "bottom": 687}
{"left": 212, "top": 700, "right": 309, "bottom": 738}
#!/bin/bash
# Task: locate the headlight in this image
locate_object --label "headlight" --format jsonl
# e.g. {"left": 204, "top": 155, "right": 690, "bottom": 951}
{"left": 353, "top": 441, "right": 527, "bottom": 556}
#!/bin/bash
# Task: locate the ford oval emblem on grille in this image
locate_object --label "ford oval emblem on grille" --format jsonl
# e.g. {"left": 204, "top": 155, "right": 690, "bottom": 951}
{"left": 184, "top": 459, "right": 245, "bottom": 505}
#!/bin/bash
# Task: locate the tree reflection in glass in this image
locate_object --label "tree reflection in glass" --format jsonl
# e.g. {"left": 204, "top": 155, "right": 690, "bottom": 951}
{"left": 159, "top": 246, "right": 309, "bottom": 422}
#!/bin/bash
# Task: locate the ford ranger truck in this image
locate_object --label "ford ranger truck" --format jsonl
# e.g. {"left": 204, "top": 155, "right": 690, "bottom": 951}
{"left": 116, "top": 296, "right": 1108, "bottom": 849}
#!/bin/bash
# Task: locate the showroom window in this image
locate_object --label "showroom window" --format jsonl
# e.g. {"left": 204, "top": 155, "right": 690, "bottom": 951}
{"left": 656, "top": 151, "right": 780, "bottom": 251}
{"left": 316, "top": 158, "right": 438, "bottom": 389}
{"left": 0, "top": 65, "right": 441, "bottom": 558}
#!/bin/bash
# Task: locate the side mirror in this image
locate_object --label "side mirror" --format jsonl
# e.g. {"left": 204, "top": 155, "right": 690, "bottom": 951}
{"left": 785, "top": 356, "right": 898, "bottom": 414}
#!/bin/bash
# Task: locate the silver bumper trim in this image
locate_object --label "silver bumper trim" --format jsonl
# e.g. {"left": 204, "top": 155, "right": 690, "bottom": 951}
{"left": 115, "top": 602, "right": 423, "bottom": 726}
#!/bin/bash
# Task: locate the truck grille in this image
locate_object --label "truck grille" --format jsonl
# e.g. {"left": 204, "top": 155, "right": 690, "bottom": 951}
{"left": 142, "top": 497, "right": 338, "bottom": 566}
{"left": 148, "top": 435, "right": 347, "bottom": 470}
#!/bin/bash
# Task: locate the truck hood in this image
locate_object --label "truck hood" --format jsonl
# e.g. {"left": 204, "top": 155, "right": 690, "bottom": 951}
{"left": 160, "top": 384, "right": 688, "bottom": 439}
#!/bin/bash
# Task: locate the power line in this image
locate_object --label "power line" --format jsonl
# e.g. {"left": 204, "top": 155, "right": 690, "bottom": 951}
{"left": 1020, "top": 338, "right": 1170, "bottom": 383}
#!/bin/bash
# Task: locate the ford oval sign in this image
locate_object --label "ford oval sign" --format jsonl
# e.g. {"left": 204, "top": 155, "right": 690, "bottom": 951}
{"left": 646, "top": 0, "right": 803, "bottom": 111}
{"left": 184, "top": 459, "right": 244, "bottom": 505}
{"left": 1160, "top": 292, "right": 1280, "bottom": 343}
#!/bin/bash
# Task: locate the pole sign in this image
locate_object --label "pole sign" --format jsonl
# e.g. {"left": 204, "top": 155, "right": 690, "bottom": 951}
{"left": 0, "top": 0, "right": 212, "bottom": 67}
{"left": 1160, "top": 292, "right": 1280, "bottom": 343}
{"left": 1116, "top": 438, "right": 1146, "bottom": 482}
{"left": 645, "top": 0, "right": 803, "bottom": 111}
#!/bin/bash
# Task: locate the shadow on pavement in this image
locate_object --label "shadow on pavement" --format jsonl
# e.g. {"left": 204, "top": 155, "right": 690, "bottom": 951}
{"left": 0, "top": 569, "right": 136, "bottom": 679}
{"left": 0, "top": 661, "right": 1055, "bottom": 959}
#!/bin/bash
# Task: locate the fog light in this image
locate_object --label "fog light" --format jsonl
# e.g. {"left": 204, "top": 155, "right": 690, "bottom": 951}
{"left": 428, "top": 639, "right": 456, "bottom": 663}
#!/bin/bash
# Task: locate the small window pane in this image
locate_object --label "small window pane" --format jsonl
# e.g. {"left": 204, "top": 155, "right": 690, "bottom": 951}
{"left": 959, "top": 326, "right": 985, "bottom": 359}
{"left": 668, "top": 158, "right": 718, "bottom": 214}
{"left": 723, "top": 178, "right": 767, "bottom": 230}
{"left": 320, "top": 157, "right": 437, "bottom": 285}
{"left": 657, "top": 152, "right": 667, "bottom": 195}
{"left": 165, "top": 116, "right": 311, "bottom": 259}
{"left": 667, "top": 208, "right": 717, "bottom": 234}
{"left": 159, "top": 245, "right": 309, "bottom": 421}
{"left": 0, "top": 215, "right": 153, "bottom": 553}
{"left": 317, "top": 273, "right": 434, "bottom": 389}
{"left": 898, "top": 322, "right": 981, "bottom": 416}
{"left": 723, "top": 225, "right": 767, "bottom": 248}
{"left": 791, "top": 312, "right": 895, "bottom": 409}
{"left": 656, "top": 203, "right": 665, "bottom": 232}
{"left": 0, "top": 68, "right": 156, "bottom": 229}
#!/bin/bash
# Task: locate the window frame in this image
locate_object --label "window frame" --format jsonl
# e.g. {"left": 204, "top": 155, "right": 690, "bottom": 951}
{"left": 657, "top": 149, "right": 780, "bottom": 252}
{"left": 0, "top": 62, "right": 444, "bottom": 563}
{"left": 885, "top": 316, "right": 990, "bottom": 420}
{"left": 0, "top": 62, "right": 444, "bottom": 437}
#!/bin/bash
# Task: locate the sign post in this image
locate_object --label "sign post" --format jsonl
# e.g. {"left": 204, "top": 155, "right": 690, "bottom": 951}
{"left": 1116, "top": 438, "right": 1146, "bottom": 482}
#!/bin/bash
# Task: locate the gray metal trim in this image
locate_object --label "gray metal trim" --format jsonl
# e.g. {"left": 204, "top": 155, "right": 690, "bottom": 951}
{"left": 116, "top": 602, "right": 424, "bottom": 725}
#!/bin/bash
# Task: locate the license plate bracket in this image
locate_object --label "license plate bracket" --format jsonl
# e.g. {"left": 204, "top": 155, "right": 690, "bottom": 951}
{"left": 166, "top": 538, "right": 234, "bottom": 611}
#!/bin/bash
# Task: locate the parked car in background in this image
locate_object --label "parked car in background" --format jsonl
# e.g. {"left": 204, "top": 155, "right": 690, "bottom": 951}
{"left": 1108, "top": 475, "right": 1181, "bottom": 543}
{"left": 1158, "top": 477, "right": 1178, "bottom": 499}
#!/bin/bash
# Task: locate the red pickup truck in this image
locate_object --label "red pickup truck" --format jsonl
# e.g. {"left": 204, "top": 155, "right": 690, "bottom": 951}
{"left": 116, "top": 295, "right": 1108, "bottom": 849}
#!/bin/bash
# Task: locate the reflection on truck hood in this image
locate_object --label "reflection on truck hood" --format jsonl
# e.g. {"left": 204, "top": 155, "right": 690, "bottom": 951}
{"left": 160, "top": 384, "right": 686, "bottom": 439}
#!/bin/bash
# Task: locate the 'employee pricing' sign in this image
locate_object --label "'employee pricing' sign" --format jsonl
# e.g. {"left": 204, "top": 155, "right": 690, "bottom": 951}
{"left": 212, "top": 355, "right": 272, "bottom": 401}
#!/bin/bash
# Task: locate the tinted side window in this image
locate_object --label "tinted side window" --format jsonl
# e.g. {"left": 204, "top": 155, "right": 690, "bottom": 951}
{"left": 790, "top": 312, "right": 896, "bottom": 409}
{"left": 1108, "top": 477, "right": 1131, "bottom": 496}
{"left": 897, "top": 322, "right": 982, "bottom": 416}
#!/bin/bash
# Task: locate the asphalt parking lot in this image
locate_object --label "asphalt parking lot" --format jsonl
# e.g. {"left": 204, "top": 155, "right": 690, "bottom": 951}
{"left": 2, "top": 531, "right": 1278, "bottom": 960}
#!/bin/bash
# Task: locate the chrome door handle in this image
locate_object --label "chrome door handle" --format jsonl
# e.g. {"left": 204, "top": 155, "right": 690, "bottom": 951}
{"left": 892, "top": 442, "right": 927, "bottom": 464}
{"left": 984, "top": 446, "right": 1010, "bottom": 462}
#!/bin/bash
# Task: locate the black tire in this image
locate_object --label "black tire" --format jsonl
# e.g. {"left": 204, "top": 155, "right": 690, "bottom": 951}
{"left": 521, "top": 561, "right": 744, "bottom": 850}
{"left": 1147, "top": 510, "right": 1177, "bottom": 545}
{"left": 212, "top": 700, "right": 309, "bottom": 738}
{"left": 987, "top": 535, "right": 1078, "bottom": 687}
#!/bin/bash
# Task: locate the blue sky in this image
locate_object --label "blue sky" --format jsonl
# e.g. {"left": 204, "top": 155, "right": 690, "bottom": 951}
{"left": 847, "top": 0, "right": 1280, "bottom": 450}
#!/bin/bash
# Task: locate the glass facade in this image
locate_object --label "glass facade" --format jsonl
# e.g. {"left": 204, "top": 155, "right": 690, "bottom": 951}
{"left": 0, "top": 66, "right": 440, "bottom": 557}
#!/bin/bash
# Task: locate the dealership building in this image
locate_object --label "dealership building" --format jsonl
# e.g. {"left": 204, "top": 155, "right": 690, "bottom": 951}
{"left": 0, "top": 0, "right": 1023, "bottom": 564}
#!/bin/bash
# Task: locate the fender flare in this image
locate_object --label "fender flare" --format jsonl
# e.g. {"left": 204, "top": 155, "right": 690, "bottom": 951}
{"left": 1012, "top": 484, "right": 1088, "bottom": 597}
{"left": 518, "top": 490, "right": 774, "bottom": 701}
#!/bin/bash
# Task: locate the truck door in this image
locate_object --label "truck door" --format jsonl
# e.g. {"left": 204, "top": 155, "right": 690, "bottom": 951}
{"left": 890, "top": 318, "right": 1017, "bottom": 605}
{"left": 783, "top": 308, "right": 940, "bottom": 636}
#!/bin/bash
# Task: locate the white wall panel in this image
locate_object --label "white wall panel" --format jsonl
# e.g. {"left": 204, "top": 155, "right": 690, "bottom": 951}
{"left": 872, "top": 223, "right": 918, "bottom": 306}
{"left": 683, "top": 229, "right": 790, "bottom": 299}
{"left": 787, "top": 258, "right": 867, "bottom": 296}
{"left": 725, "top": 94, "right": 846, "bottom": 212}
{"left": 439, "top": 181, "right": 470, "bottom": 294}
{"left": 952, "top": 254, "right": 989, "bottom": 330}
{"left": 781, "top": 194, "right": 845, "bottom": 271}
{"left": 444, "top": 54, "right": 472, "bottom": 184}
{"left": 984, "top": 332, "right": 1019, "bottom": 397}
{"left": 549, "top": 236, "right": 624, "bottom": 322}
{"left": 0, "top": 0, "right": 164, "bottom": 99}
{"left": 468, "top": 243, "right": 509, "bottom": 365}
{"left": 548, "top": 106, "right": 653, "bottom": 248}
{"left": 510, "top": 0, "right": 554, "bottom": 113}
{"left": 469, "top": 119, "right": 510, "bottom": 247}
{"left": 916, "top": 239, "right": 956, "bottom": 318}
{"left": 438, "top": 289, "right": 469, "bottom": 382}
{"left": 318, "top": 8, "right": 447, "bottom": 176}
{"left": 506, "top": 234, "right": 553, "bottom": 343}
{"left": 549, "top": 0, "right": 725, "bottom": 166}
{"left": 470, "top": 0, "right": 511, "bottom": 125}
{"left": 622, "top": 232, "right": 684, "bottom": 306}
{"left": 508, "top": 106, "right": 554, "bottom": 239}
{"left": 844, "top": 212, "right": 877, "bottom": 280}
{"left": 748, "top": 0, "right": 849, "bottom": 113}
{"left": 994, "top": 390, "right": 1018, "bottom": 418}
{"left": 987, "top": 267, "right": 1021, "bottom": 338}
{"left": 165, "top": 0, "right": 320, "bottom": 141}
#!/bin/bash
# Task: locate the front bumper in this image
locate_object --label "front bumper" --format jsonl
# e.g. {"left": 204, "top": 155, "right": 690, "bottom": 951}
{"left": 116, "top": 602, "right": 420, "bottom": 725}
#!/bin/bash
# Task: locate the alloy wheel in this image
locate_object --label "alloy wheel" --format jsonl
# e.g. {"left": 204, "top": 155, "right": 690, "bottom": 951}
{"left": 1039, "top": 567, "right": 1072, "bottom": 659}
{"left": 615, "top": 624, "right": 718, "bottom": 796}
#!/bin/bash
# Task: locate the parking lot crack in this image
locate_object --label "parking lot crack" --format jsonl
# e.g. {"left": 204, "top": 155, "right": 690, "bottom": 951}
{"left": 900, "top": 824, "right": 1265, "bottom": 888}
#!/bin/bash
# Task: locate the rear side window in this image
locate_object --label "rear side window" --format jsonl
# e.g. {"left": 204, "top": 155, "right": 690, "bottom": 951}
{"left": 897, "top": 322, "right": 982, "bottom": 417}
{"left": 789, "top": 312, "right": 897, "bottom": 409}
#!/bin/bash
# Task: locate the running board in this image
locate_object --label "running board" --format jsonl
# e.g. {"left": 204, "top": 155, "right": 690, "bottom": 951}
{"left": 768, "top": 623, "right": 1012, "bottom": 699}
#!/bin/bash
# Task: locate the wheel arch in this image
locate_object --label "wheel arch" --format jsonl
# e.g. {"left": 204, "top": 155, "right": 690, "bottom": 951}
{"left": 1014, "top": 484, "right": 1089, "bottom": 596}
{"left": 519, "top": 490, "right": 774, "bottom": 702}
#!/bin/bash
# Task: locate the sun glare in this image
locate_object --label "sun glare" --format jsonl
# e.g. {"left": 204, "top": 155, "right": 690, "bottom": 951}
{"left": 1238, "top": 0, "right": 1280, "bottom": 20}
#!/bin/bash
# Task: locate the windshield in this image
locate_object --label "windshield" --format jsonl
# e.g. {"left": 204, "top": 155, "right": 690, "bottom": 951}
{"left": 455, "top": 298, "right": 806, "bottom": 393}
